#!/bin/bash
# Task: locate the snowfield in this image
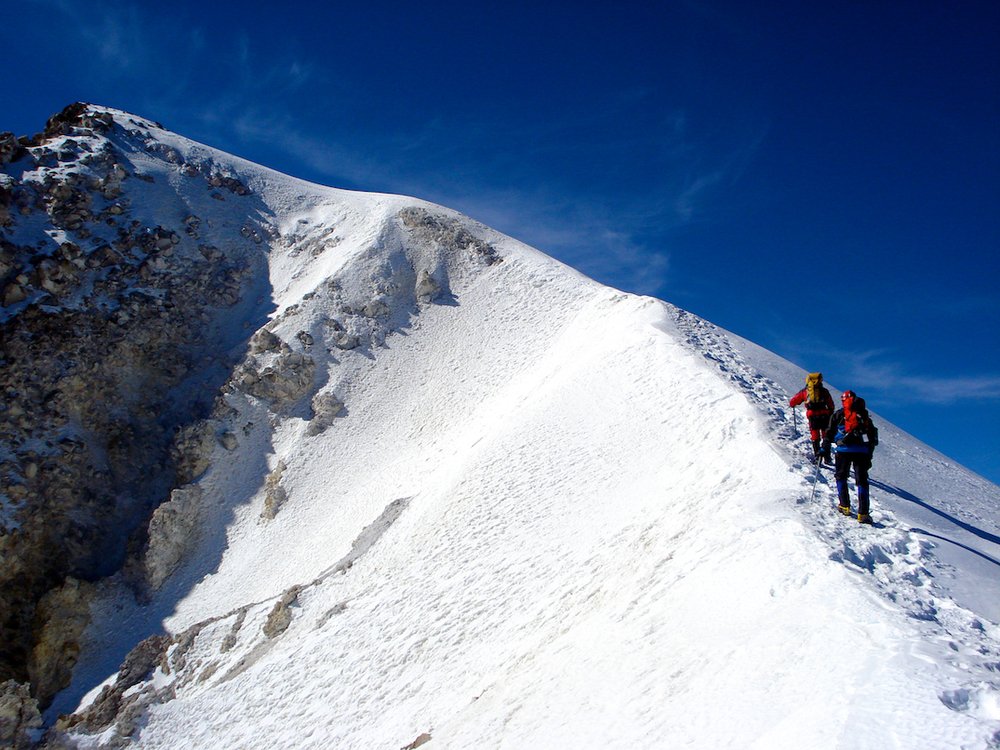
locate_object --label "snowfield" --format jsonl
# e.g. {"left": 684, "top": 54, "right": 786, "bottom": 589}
{"left": 29, "top": 107, "right": 1000, "bottom": 749}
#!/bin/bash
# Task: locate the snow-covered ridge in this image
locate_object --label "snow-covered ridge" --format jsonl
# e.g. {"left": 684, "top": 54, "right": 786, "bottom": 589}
{"left": 2, "top": 105, "right": 999, "bottom": 749}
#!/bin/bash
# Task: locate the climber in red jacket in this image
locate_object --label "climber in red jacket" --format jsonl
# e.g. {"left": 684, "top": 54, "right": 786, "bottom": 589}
{"left": 789, "top": 372, "right": 836, "bottom": 461}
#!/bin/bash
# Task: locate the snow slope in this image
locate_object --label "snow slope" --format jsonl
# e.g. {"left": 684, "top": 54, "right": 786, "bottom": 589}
{"left": 43, "top": 108, "right": 1000, "bottom": 749}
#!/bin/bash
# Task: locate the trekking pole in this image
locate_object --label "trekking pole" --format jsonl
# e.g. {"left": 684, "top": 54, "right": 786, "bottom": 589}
{"left": 807, "top": 456, "right": 822, "bottom": 503}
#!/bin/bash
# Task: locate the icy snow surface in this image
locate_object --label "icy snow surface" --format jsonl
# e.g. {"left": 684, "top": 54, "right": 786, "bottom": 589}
{"left": 52, "top": 108, "right": 1000, "bottom": 749}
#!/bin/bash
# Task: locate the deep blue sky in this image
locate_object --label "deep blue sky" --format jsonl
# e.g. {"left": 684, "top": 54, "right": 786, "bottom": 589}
{"left": 6, "top": 1, "right": 999, "bottom": 484}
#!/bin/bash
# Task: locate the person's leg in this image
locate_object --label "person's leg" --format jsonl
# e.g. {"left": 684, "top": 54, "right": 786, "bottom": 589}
{"left": 834, "top": 454, "right": 851, "bottom": 510}
{"left": 855, "top": 456, "right": 871, "bottom": 516}
{"left": 809, "top": 427, "right": 821, "bottom": 458}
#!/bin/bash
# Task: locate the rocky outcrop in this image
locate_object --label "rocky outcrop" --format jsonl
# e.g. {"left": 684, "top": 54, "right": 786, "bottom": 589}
{"left": 307, "top": 391, "right": 344, "bottom": 436}
{"left": 234, "top": 347, "right": 316, "bottom": 409}
{"left": 54, "top": 634, "right": 172, "bottom": 742}
{"left": 0, "top": 132, "right": 28, "bottom": 167}
{"left": 171, "top": 421, "right": 219, "bottom": 485}
{"left": 0, "top": 680, "right": 42, "bottom": 750}
{"left": 26, "top": 579, "right": 94, "bottom": 713}
{"left": 262, "top": 586, "right": 302, "bottom": 638}
{"left": 249, "top": 327, "right": 282, "bottom": 354}
{"left": 399, "top": 206, "right": 501, "bottom": 266}
{"left": 260, "top": 462, "right": 288, "bottom": 521}
{"left": 142, "top": 486, "right": 204, "bottom": 591}
{"left": 0, "top": 104, "right": 267, "bottom": 708}
{"left": 38, "top": 103, "right": 115, "bottom": 142}
{"left": 325, "top": 318, "right": 360, "bottom": 350}
{"left": 415, "top": 268, "right": 441, "bottom": 302}
{"left": 0, "top": 104, "right": 511, "bottom": 736}
{"left": 402, "top": 732, "right": 433, "bottom": 750}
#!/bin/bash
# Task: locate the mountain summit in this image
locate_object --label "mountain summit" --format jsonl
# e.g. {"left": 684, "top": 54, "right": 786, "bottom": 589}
{"left": 1, "top": 104, "right": 998, "bottom": 749}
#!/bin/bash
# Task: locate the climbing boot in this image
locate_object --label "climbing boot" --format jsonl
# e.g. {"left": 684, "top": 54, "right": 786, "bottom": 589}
{"left": 837, "top": 504, "right": 852, "bottom": 516}
{"left": 857, "top": 513, "right": 873, "bottom": 525}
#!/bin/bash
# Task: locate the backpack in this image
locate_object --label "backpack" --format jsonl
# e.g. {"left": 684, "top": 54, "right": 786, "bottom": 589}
{"left": 806, "top": 372, "right": 824, "bottom": 406}
{"left": 844, "top": 396, "right": 876, "bottom": 441}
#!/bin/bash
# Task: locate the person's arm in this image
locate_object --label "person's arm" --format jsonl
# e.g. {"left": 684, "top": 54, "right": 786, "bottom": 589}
{"left": 823, "top": 410, "right": 842, "bottom": 445}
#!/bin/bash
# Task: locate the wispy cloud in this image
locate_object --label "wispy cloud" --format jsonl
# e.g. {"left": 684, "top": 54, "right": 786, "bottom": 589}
{"left": 675, "top": 171, "right": 725, "bottom": 222}
{"left": 845, "top": 356, "right": 1000, "bottom": 405}
{"left": 223, "top": 113, "right": 671, "bottom": 292}
{"left": 29, "top": 0, "right": 173, "bottom": 78}
{"left": 772, "top": 336, "right": 1000, "bottom": 406}
{"left": 235, "top": 95, "right": 766, "bottom": 296}
{"left": 27, "top": 0, "right": 314, "bottom": 126}
{"left": 87, "top": 6, "right": 144, "bottom": 66}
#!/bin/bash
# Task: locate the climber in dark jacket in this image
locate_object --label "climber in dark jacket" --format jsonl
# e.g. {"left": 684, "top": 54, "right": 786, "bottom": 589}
{"left": 823, "top": 390, "right": 879, "bottom": 524}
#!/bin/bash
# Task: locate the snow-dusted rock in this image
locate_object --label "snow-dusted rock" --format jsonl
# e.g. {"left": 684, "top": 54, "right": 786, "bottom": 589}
{"left": 398, "top": 205, "right": 500, "bottom": 266}
{"left": 0, "top": 679, "right": 41, "bottom": 750}
{"left": 325, "top": 318, "right": 360, "bottom": 350}
{"left": 306, "top": 391, "right": 344, "bottom": 436}
{"left": 0, "top": 132, "right": 26, "bottom": 166}
{"left": 55, "top": 634, "right": 172, "bottom": 740}
{"left": 236, "top": 350, "right": 316, "bottom": 408}
{"left": 143, "top": 485, "right": 203, "bottom": 591}
{"left": 262, "top": 586, "right": 301, "bottom": 638}
{"left": 361, "top": 296, "right": 390, "bottom": 318}
{"left": 249, "top": 327, "right": 282, "bottom": 354}
{"left": 260, "top": 462, "right": 288, "bottom": 520}
{"left": 415, "top": 268, "right": 440, "bottom": 302}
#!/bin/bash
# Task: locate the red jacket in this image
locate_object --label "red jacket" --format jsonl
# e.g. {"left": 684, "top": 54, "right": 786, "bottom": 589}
{"left": 790, "top": 386, "right": 835, "bottom": 425}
